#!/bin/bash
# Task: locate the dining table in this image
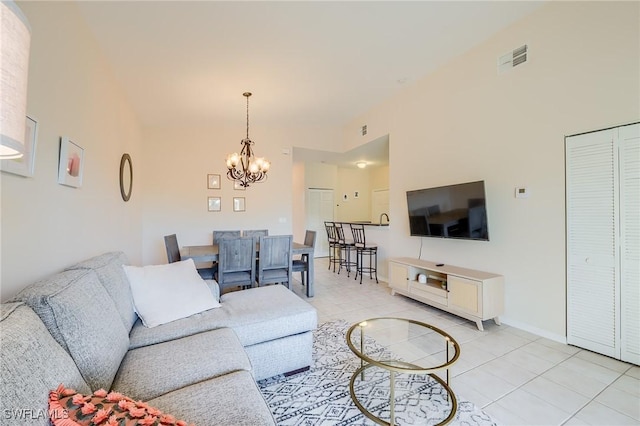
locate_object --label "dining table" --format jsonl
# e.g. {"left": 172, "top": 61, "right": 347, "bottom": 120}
{"left": 181, "top": 241, "right": 315, "bottom": 297}
{"left": 428, "top": 208, "right": 468, "bottom": 237}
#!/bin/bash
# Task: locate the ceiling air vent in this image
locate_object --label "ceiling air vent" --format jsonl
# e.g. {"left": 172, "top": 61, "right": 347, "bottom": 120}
{"left": 498, "top": 44, "right": 528, "bottom": 74}
{"left": 361, "top": 125, "right": 367, "bottom": 136}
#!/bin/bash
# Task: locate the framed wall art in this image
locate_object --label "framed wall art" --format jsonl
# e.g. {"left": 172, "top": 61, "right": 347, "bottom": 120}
{"left": 233, "top": 197, "right": 245, "bottom": 212}
{"left": 207, "top": 174, "right": 221, "bottom": 189}
{"left": 58, "top": 136, "right": 84, "bottom": 188}
{"left": 233, "top": 180, "right": 245, "bottom": 191}
{"left": 208, "top": 196, "right": 221, "bottom": 212}
{"left": 0, "top": 115, "right": 38, "bottom": 177}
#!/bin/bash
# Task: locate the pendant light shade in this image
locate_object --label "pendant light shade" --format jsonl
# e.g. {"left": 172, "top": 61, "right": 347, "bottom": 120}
{"left": 0, "top": 0, "right": 31, "bottom": 159}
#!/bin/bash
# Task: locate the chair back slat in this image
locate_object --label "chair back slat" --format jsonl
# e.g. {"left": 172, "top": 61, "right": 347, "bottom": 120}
{"left": 350, "top": 223, "right": 367, "bottom": 248}
{"left": 259, "top": 235, "right": 292, "bottom": 270}
{"left": 243, "top": 229, "right": 268, "bottom": 238}
{"left": 324, "top": 221, "right": 338, "bottom": 242}
{"left": 213, "top": 230, "right": 241, "bottom": 244}
{"left": 218, "top": 237, "right": 255, "bottom": 272}
{"left": 303, "top": 230, "right": 316, "bottom": 248}
{"left": 334, "top": 223, "right": 349, "bottom": 244}
{"left": 164, "top": 234, "right": 181, "bottom": 263}
{"left": 257, "top": 235, "right": 293, "bottom": 288}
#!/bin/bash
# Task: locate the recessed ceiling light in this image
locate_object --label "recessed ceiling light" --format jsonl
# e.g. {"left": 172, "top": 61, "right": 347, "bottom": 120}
{"left": 356, "top": 161, "right": 367, "bottom": 169}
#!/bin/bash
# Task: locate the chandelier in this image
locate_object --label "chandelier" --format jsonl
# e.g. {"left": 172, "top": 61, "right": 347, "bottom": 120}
{"left": 226, "top": 92, "right": 270, "bottom": 188}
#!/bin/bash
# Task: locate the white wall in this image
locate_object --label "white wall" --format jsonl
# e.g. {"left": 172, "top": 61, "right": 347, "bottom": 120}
{"left": 342, "top": 1, "right": 640, "bottom": 339}
{"left": 1, "top": 2, "right": 143, "bottom": 301}
{"left": 140, "top": 125, "right": 340, "bottom": 265}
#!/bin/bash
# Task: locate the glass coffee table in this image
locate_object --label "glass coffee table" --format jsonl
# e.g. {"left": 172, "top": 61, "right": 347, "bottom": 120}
{"left": 346, "top": 317, "right": 460, "bottom": 426}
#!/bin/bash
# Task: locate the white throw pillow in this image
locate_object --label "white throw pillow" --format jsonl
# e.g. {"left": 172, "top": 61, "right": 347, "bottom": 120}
{"left": 123, "top": 259, "right": 221, "bottom": 328}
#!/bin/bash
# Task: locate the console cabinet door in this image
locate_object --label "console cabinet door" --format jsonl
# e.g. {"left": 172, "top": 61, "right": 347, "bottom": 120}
{"left": 448, "top": 276, "right": 482, "bottom": 317}
{"left": 389, "top": 262, "right": 409, "bottom": 292}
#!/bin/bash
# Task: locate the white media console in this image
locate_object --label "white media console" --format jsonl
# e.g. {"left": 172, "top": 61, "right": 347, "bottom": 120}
{"left": 388, "top": 257, "right": 504, "bottom": 331}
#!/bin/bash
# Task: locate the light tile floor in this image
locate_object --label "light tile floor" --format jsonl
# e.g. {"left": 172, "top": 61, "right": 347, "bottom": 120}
{"left": 290, "top": 259, "right": 640, "bottom": 426}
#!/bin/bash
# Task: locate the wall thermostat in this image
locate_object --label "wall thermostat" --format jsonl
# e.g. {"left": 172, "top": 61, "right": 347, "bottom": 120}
{"left": 515, "top": 187, "right": 530, "bottom": 198}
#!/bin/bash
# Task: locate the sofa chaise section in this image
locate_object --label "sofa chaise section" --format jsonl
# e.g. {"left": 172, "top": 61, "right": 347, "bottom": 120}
{"left": 128, "top": 284, "right": 318, "bottom": 380}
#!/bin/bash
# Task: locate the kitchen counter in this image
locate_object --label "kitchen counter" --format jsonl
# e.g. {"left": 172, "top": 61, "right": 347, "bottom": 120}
{"left": 334, "top": 222, "right": 389, "bottom": 280}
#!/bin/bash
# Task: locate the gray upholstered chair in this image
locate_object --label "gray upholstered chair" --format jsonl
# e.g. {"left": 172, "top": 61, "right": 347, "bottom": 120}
{"left": 164, "top": 234, "right": 215, "bottom": 280}
{"left": 212, "top": 230, "right": 241, "bottom": 244}
{"left": 292, "top": 230, "right": 316, "bottom": 287}
{"left": 256, "top": 235, "right": 293, "bottom": 290}
{"left": 215, "top": 236, "right": 256, "bottom": 294}
{"left": 468, "top": 205, "right": 487, "bottom": 239}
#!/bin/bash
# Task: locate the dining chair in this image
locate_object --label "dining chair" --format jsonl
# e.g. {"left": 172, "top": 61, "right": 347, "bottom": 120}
{"left": 349, "top": 224, "right": 378, "bottom": 285}
{"left": 256, "top": 235, "right": 293, "bottom": 290}
{"left": 468, "top": 205, "right": 487, "bottom": 239}
{"left": 324, "top": 221, "right": 340, "bottom": 272}
{"left": 292, "top": 230, "right": 316, "bottom": 287}
{"left": 163, "top": 234, "right": 215, "bottom": 280}
{"left": 213, "top": 230, "right": 241, "bottom": 244}
{"left": 334, "top": 223, "right": 356, "bottom": 277}
{"left": 242, "top": 229, "right": 268, "bottom": 238}
{"left": 215, "top": 236, "right": 257, "bottom": 295}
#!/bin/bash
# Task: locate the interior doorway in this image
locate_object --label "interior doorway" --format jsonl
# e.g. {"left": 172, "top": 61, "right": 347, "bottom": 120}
{"left": 371, "top": 189, "right": 389, "bottom": 223}
{"left": 305, "top": 189, "right": 334, "bottom": 257}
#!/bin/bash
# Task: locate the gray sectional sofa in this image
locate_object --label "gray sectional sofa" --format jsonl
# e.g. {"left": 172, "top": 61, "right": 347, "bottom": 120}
{"left": 1, "top": 251, "right": 317, "bottom": 425}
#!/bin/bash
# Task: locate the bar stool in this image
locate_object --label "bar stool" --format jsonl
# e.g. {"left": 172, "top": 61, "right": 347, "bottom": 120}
{"left": 349, "top": 223, "right": 378, "bottom": 284}
{"left": 324, "top": 221, "right": 341, "bottom": 272}
{"left": 335, "top": 222, "right": 356, "bottom": 277}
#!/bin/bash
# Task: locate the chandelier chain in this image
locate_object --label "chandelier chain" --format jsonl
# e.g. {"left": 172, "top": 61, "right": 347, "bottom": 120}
{"left": 245, "top": 92, "right": 250, "bottom": 140}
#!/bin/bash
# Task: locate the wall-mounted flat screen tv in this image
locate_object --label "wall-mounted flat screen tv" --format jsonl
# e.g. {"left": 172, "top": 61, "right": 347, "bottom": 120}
{"left": 406, "top": 180, "right": 489, "bottom": 241}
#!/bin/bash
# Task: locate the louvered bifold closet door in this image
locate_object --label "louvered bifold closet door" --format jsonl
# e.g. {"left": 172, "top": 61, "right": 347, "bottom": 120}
{"left": 566, "top": 129, "right": 619, "bottom": 358}
{"left": 620, "top": 123, "right": 640, "bottom": 365}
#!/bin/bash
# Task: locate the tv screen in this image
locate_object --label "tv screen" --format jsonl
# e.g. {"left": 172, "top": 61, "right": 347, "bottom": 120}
{"left": 406, "top": 180, "right": 489, "bottom": 241}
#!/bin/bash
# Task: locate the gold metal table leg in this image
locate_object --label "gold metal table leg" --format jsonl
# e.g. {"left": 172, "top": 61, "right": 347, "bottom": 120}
{"left": 390, "top": 370, "right": 395, "bottom": 426}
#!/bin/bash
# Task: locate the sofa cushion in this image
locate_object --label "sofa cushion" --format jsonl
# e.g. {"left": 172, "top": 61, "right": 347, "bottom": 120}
{"left": 148, "top": 371, "right": 276, "bottom": 425}
{"left": 0, "top": 303, "right": 91, "bottom": 426}
{"left": 112, "top": 328, "right": 251, "bottom": 401}
{"left": 48, "top": 384, "right": 193, "bottom": 426}
{"left": 13, "top": 269, "right": 130, "bottom": 391}
{"left": 65, "top": 251, "right": 137, "bottom": 330}
{"left": 128, "top": 285, "right": 317, "bottom": 349}
{"left": 123, "top": 259, "right": 221, "bottom": 328}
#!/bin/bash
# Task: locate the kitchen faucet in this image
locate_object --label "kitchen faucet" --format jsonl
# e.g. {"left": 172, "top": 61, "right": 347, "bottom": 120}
{"left": 379, "top": 213, "right": 389, "bottom": 225}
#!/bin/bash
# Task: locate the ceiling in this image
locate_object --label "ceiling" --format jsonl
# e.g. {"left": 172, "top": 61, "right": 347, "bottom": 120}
{"left": 75, "top": 1, "right": 544, "bottom": 166}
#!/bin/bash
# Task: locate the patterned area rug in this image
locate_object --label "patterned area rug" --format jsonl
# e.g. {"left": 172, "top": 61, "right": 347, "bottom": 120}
{"left": 258, "top": 320, "right": 499, "bottom": 426}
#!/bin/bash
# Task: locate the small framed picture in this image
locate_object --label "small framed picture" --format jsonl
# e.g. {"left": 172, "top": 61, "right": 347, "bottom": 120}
{"left": 0, "top": 115, "right": 38, "bottom": 177}
{"left": 234, "top": 180, "right": 246, "bottom": 191}
{"left": 207, "top": 196, "right": 221, "bottom": 212}
{"left": 233, "top": 197, "right": 246, "bottom": 212}
{"left": 207, "top": 174, "right": 221, "bottom": 189}
{"left": 58, "top": 136, "right": 84, "bottom": 188}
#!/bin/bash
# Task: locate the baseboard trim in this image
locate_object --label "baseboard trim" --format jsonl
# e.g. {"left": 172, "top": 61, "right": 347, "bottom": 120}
{"left": 501, "top": 316, "right": 567, "bottom": 344}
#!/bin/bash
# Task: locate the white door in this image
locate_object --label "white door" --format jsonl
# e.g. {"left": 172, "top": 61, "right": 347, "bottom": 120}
{"left": 620, "top": 124, "right": 640, "bottom": 365}
{"left": 566, "top": 128, "right": 619, "bottom": 358}
{"left": 566, "top": 122, "right": 640, "bottom": 363}
{"left": 306, "top": 189, "right": 334, "bottom": 257}
{"left": 371, "top": 189, "right": 389, "bottom": 223}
